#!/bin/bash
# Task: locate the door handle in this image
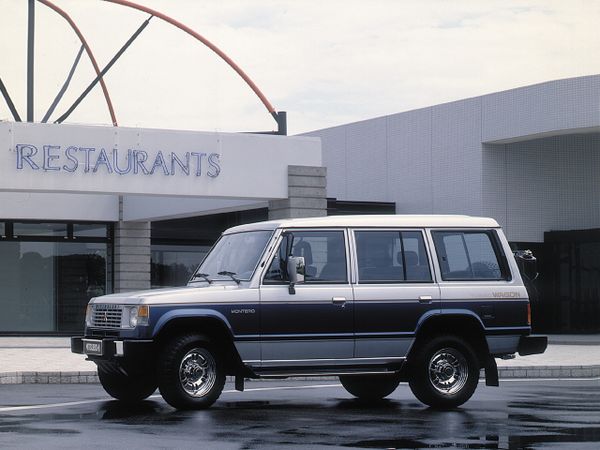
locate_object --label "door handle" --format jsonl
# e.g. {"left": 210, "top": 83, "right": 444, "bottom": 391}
{"left": 419, "top": 295, "right": 433, "bottom": 304}
{"left": 332, "top": 297, "right": 347, "bottom": 307}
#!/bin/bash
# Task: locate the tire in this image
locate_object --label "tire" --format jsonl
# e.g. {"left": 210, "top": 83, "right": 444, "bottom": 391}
{"left": 157, "top": 334, "right": 225, "bottom": 410}
{"left": 97, "top": 364, "right": 157, "bottom": 403}
{"left": 408, "top": 335, "right": 480, "bottom": 409}
{"left": 339, "top": 374, "right": 401, "bottom": 401}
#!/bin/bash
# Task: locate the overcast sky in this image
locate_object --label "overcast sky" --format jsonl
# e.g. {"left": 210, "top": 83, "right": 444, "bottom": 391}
{"left": 1, "top": 0, "right": 599, "bottom": 135}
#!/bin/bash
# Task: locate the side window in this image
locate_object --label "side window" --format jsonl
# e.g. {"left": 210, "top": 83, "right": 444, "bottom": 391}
{"left": 432, "top": 230, "right": 506, "bottom": 281}
{"left": 355, "top": 230, "right": 432, "bottom": 283}
{"left": 263, "top": 230, "right": 347, "bottom": 284}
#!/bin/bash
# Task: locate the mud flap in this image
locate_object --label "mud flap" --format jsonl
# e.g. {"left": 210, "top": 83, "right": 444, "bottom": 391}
{"left": 235, "top": 375, "right": 245, "bottom": 392}
{"left": 484, "top": 357, "right": 499, "bottom": 386}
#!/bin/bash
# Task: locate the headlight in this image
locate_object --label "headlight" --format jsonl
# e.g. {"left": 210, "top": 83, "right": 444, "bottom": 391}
{"left": 127, "top": 305, "right": 149, "bottom": 328}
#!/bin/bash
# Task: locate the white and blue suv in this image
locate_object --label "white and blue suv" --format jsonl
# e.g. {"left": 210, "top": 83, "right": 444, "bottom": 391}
{"left": 72, "top": 215, "right": 547, "bottom": 409}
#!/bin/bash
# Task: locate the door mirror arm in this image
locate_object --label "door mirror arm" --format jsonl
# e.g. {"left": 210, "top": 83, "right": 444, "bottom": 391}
{"left": 287, "top": 256, "right": 305, "bottom": 295}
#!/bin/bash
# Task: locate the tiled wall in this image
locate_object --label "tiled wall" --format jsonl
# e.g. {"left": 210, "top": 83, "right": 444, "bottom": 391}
{"left": 485, "top": 134, "right": 600, "bottom": 242}
{"left": 305, "top": 75, "right": 600, "bottom": 243}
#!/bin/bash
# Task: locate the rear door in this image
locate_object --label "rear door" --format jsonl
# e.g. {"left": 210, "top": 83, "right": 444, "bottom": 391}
{"left": 351, "top": 229, "right": 440, "bottom": 359}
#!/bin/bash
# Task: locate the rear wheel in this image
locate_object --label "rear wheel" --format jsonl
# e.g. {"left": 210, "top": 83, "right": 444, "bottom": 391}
{"left": 408, "top": 335, "right": 480, "bottom": 409}
{"left": 157, "top": 334, "right": 225, "bottom": 410}
{"left": 339, "top": 374, "right": 401, "bottom": 401}
{"left": 97, "top": 364, "right": 157, "bottom": 403}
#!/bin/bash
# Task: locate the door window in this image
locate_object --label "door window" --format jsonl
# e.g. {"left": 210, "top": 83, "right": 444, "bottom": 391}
{"left": 264, "top": 230, "right": 347, "bottom": 283}
{"left": 355, "top": 230, "right": 432, "bottom": 283}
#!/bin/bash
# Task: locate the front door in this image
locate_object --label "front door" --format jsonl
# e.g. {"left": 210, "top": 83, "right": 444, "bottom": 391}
{"left": 259, "top": 229, "right": 354, "bottom": 369}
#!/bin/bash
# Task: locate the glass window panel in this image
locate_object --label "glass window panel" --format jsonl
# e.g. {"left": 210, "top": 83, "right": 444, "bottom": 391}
{"left": 152, "top": 245, "right": 211, "bottom": 288}
{"left": 56, "top": 242, "right": 108, "bottom": 332}
{"left": 264, "top": 231, "right": 347, "bottom": 283}
{"left": 433, "top": 231, "right": 503, "bottom": 281}
{"left": 0, "top": 241, "right": 109, "bottom": 333}
{"left": 464, "top": 233, "right": 501, "bottom": 279}
{"left": 401, "top": 231, "right": 432, "bottom": 282}
{"left": 356, "top": 231, "right": 404, "bottom": 282}
{"left": 198, "top": 231, "right": 273, "bottom": 281}
{"left": 0, "top": 242, "right": 56, "bottom": 332}
{"left": 355, "top": 231, "right": 432, "bottom": 283}
{"left": 13, "top": 222, "right": 67, "bottom": 237}
{"left": 0, "top": 222, "right": 5, "bottom": 237}
{"left": 74, "top": 224, "right": 108, "bottom": 238}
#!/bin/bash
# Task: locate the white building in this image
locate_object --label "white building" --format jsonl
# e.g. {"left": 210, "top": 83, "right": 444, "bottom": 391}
{"left": 0, "top": 74, "right": 598, "bottom": 334}
{"left": 0, "top": 123, "right": 323, "bottom": 333}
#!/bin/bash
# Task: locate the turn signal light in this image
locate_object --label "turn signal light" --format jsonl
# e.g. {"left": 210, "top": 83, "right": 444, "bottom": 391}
{"left": 138, "top": 305, "right": 149, "bottom": 319}
{"left": 527, "top": 303, "right": 531, "bottom": 326}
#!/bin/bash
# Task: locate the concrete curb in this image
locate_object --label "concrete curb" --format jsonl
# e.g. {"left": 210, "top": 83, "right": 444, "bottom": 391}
{"left": 497, "top": 365, "right": 600, "bottom": 379}
{"left": 1, "top": 366, "right": 599, "bottom": 385}
{"left": 0, "top": 371, "right": 99, "bottom": 385}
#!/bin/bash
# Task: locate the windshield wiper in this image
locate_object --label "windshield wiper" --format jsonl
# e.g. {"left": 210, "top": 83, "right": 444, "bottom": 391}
{"left": 217, "top": 271, "right": 241, "bottom": 284}
{"left": 191, "top": 273, "right": 213, "bottom": 284}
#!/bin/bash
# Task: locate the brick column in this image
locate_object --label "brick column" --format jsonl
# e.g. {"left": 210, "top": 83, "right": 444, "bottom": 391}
{"left": 268, "top": 165, "right": 327, "bottom": 220}
{"left": 114, "top": 199, "right": 151, "bottom": 293}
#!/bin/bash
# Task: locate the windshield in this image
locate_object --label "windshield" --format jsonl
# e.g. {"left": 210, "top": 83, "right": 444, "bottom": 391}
{"left": 191, "top": 230, "right": 273, "bottom": 282}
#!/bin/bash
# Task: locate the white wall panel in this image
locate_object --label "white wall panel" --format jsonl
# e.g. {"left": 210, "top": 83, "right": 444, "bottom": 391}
{"left": 481, "top": 144, "right": 508, "bottom": 229}
{"left": 482, "top": 75, "right": 600, "bottom": 143}
{"left": 0, "top": 122, "right": 322, "bottom": 200}
{"left": 0, "top": 192, "right": 119, "bottom": 221}
{"left": 386, "top": 107, "right": 433, "bottom": 213}
{"left": 485, "top": 134, "right": 600, "bottom": 242}
{"left": 344, "top": 117, "right": 388, "bottom": 202}
{"left": 313, "top": 126, "right": 346, "bottom": 199}
{"left": 431, "top": 97, "right": 483, "bottom": 215}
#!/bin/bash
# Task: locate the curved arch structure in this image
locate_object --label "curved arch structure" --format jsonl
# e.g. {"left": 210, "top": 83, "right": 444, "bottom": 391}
{"left": 103, "top": 0, "right": 278, "bottom": 121}
{"left": 38, "top": 0, "right": 118, "bottom": 125}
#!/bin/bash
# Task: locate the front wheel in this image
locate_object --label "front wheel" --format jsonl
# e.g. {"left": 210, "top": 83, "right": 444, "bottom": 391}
{"left": 157, "top": 334, "right": 225, "bottom": 410}
{"left": 339, "top": 374, "right": 401, "bottom": 401}
{"left": 97, "top": 364, "right": 157, "bottom": 403}
{"left": 408, "top": 335, "right": 480, "bottom": 409}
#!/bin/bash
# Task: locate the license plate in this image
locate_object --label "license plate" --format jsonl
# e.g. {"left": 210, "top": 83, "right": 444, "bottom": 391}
{"left": 83, "top": 339, "right": 103, "bottom": 356}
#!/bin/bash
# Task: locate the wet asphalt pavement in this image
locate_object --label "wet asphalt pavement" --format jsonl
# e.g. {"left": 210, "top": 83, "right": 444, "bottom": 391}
{"left": 0, "top": 379, "right": 599, "bottom": 449}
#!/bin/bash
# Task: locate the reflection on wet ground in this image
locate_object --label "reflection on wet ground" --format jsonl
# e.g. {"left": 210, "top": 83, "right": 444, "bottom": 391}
{"left": 0, "top": 380, "right": 598, "bottom": 449}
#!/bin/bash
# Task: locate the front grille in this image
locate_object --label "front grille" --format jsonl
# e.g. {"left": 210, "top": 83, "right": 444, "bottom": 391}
{"left": 87, "top": 329, "right": 119, "bottom": 338}
{"left": 91, "top": 304, "right": 123, "bottom": 329}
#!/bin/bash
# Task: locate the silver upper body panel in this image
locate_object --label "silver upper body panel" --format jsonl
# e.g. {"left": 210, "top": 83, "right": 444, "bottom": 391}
{"left": 224, "top": 215, "right": 500, "bottom": 235}
{"left": 90, "top": 214, "right": 519, "bottom": 307}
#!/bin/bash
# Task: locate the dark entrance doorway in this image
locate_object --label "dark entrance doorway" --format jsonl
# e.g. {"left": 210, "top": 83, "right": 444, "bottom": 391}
{"left": 525, "top": 229, "right": 600, "bottom": 333}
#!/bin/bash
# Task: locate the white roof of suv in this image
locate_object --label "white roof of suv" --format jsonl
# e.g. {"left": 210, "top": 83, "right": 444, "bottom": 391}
{"left": 225, "top": 215, "right": 500, "bottom": 234}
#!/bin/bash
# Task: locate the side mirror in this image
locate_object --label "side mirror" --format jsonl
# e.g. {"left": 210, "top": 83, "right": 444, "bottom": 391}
{"left": 287, "top": 256, "right": 305, "bottom": 294}
{"left": 513, "top": 250, "right": 538, "bottom": 281}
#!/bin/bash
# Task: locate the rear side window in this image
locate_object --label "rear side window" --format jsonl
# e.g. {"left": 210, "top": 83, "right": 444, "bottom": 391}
{"left": 355, "top": 230, "right": 432, "bottom": 283}
{"left": 432, "top": 230, "right": 508, "bottom": 281}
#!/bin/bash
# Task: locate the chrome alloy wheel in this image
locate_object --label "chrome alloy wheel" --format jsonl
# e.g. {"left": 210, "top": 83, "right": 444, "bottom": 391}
{"left": 428, "top": 347, "right": 469, "bottom": 395}
{"left": 179, "top": 348, "right": 217, "bottom": 397}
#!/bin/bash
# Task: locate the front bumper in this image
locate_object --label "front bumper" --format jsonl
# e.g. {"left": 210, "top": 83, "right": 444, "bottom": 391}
{"left": 71, "top": 336, "right": 154, "bottom": 364}
{"left": 517, "top": 335, "right": 548, "bottom": 356}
